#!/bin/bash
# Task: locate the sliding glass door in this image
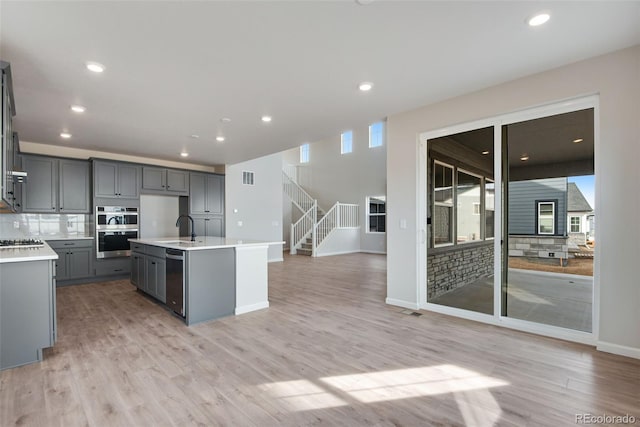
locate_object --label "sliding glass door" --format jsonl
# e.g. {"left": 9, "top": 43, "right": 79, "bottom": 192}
{"left": 423, "top": 99, "right": 596, "bottom": 337}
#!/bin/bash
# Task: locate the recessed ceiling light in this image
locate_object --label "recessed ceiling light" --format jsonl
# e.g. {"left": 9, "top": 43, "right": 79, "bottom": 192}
{"left": 70, "top": 105, "right": 86, "bottom": 113}
{"left": 481, "top": 150, "right": 490, "bottom": 155}
{"left": 60, "top": 132, "right": 72, "bottom": 139}
{"left": 261, "top": 115, "right": 272, "bottom": 123}
{"left": 180, "top": 152, "right": 189, "bottom": 157}
{"left": 190, "top": 134, "right": 200, "bottom": 139}
{"left": 520, "top": 154, "right": 530, "bottom": 161}
{"left": 358, "top": 82, "right": 373, "bottom": 92}
{"left": 573, "top": 138, "right": 584, "bottom": 144}
{"left": 220, "top": 117, "right": 232, "bottom": 123}
{"left": 528, "top": 12, "right": 550, "bottom": 27}
{"left": 355, "top": 0, "right": 374, "bottom": 5}
{"left": 85, "top": 61, "right": 105, "bottom": 73}
{"left": 216, "top": 136, "right": 225, "bottom": 142}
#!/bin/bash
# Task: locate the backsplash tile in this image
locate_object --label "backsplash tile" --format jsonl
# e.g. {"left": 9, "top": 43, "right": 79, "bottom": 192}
{"left": 0, "top": 214, "right": 93, "bottom": 239}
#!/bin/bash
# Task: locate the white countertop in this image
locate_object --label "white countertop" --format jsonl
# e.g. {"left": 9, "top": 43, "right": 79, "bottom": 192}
{"left": 0, "top": 242, "right": 59, "bottom": 264}
{"left": 130, "top": 237, "right": 284, "bottom": 251}
{"left": 44, "top": 236, "right": 94, "bottom": 241}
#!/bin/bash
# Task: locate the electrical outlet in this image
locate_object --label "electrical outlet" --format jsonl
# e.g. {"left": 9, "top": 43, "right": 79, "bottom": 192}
{"left": 13, "top": 221, "right": 20, "bottom": 229}
{"left": 237, "top": 221, "right": 243, "bottom": 227}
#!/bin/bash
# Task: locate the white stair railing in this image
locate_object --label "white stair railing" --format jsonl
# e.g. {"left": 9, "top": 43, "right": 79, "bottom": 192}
{"left": 290, "top": 200, "right": 317, "bottom": 254}
{"left": 282, "top": 170, "right": 315, "bottom": 213}
{"left": 314, "top": 202, "right": 359, "bottom": 251}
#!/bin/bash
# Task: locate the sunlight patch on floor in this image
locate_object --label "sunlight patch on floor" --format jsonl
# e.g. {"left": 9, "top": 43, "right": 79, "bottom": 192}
{"left": 319, "top": 364, "right": 509, "bottom": 404}
{"left": 258, "top": 379, "right": 348, "bottom": 411}
{"left": 454, "top": 389, "right": 503, "bottom": 427}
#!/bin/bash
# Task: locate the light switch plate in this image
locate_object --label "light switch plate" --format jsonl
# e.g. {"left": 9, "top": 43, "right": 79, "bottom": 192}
{"left": 13, "top": 221, "right": 19, "bottom": 229}
{"left": 237, "top": 221, "right": 243, "bottom": 227}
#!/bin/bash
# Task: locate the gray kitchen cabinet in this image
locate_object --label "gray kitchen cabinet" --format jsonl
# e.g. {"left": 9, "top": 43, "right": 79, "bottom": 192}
{"left": 142, "top": 166, "right": 189, "bottom": 195}
{"left": 94, "top": 258, "right": 131, "bottom": 276}
{"left": 59, "top": 159, "right": 90, "bottom": 212}
{"left": 47, "top": 239, "right": 94, "bottom": 283}
{"left": 22, "top": 155, "right": 56, "bottom": 212}
{"left": 21, "top": 155, "right": 90, "bottom": 213}
{"left": 0, "top": 259, "right": 56, "bottom": 370}
{"left": 1, "top": 61, "right": 18, "bottom": 212}
{"left": 190, "top": 173, "right": 224, "bottom": 215}
{"left": 131, "top": 251, "right": 145, "bottom": 289}
{"left": 131, "top": 243, "right": 166, "bottom": 303}
{"left": 145, "top": 255, "right": 166, "bottom": 303}
{"left": 94, "top": 160, "right": 140, "bottom": 199}
{"left": 193, "top": 216, "right": 224, "bottom": 237}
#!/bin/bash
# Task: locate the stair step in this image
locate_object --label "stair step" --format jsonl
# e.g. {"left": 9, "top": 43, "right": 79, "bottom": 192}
{"left": 297, "top": 248, "right": 312, "bottom": 256}
{"left": 301, "top": 243, "right": 312, "bottom": 249}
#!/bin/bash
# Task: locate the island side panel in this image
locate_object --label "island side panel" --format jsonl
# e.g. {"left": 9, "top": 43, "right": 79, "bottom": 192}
{"left": 0, "top": 260, "right": 54, "bottom": 370}
{"left": 234, "top": 245, "right": 269, "bottom": 315}
{"left": 185, "top": 248, "right": 235, "bottom": 325}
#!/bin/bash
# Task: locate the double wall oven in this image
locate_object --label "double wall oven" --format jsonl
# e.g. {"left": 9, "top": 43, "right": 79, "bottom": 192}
{"left": 96, "top": 206, "right": 138, "bottom": 258}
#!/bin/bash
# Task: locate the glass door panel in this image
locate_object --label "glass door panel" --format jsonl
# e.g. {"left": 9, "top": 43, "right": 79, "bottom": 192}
{"left": 502, "top": 108, "right": 594, "bottom": 332}
{"left": 426, "top": 127, "right": 495, "bottom": 315}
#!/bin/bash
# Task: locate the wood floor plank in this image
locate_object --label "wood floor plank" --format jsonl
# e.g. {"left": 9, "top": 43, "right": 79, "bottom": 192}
{"left": 1, "top": 253, "right": 639, "bottom": 426}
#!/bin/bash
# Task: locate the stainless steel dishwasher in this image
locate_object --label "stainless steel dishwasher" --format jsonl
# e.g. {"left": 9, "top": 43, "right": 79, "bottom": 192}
{"left": 165, "top": 249, "right": 185, "bottom": 317}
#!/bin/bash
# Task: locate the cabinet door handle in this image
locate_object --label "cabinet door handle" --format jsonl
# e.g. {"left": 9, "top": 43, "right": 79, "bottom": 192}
{"left": 114, "top": 269, "right": 123, "bottom": 272}
{"left": 151, "top": 262, "right": 156, "bottom": 265}
{"left": 64, "top": 243, "right": 73, "bottom": 246}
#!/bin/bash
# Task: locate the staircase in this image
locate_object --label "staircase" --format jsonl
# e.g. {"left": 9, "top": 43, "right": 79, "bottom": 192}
{"left": 282, "top": 169, "right": 359, "bottom": 257}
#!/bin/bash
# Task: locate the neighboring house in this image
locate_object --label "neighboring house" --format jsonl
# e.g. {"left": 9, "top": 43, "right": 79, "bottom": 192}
{"left": 508, "top": 177, "right": 594, "bottom": 259}
{"left": 567, "top": 182, "right": 594, "bottom": 244}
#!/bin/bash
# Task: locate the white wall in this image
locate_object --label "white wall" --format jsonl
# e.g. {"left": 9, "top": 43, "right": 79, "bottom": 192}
{"left": 225, "top": 153, "right": 284, "bottom": 262}
{"left": 139, "top": 195, "right": 179, "bottom": 239}
{"left": 386, "top": 45, "right": 640, "bottom": 357}
{"left": 284, "top": 124, "right": 387, "bottom": 253}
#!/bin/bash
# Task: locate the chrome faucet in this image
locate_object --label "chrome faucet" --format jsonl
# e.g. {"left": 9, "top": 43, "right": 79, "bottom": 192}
{"left": 176, "top": 215, "right": 196, "bottom": 241}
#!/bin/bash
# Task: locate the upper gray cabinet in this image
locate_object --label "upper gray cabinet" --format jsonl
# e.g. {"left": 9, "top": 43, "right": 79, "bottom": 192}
{"left": 94, "top": 160, "right": 139, "bottom": 199}
{"left": 21, "top": 155, "right": 90, "bottom": 213}
{"left": 190, "top": 173, "right": 224, "bottom": 215}
{"left": 142, "top": 166, "right": 189, "bottom": 195}
{"left": 1, "top": 61, "right": 18, "bottom": 212}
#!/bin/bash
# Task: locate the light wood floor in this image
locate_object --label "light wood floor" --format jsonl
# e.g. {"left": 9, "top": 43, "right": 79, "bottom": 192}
{"left": 1, "top": 253, "right": 639, "bottom": 426}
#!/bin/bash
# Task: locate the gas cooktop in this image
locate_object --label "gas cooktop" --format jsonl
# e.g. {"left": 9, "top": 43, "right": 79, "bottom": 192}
{"left": 0, "top": 239, "right": 45, "bottom": 249}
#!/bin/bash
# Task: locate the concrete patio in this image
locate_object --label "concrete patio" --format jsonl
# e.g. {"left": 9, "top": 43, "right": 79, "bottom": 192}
{"left": 430, "top": 269, "right": 593, "bottom": 332}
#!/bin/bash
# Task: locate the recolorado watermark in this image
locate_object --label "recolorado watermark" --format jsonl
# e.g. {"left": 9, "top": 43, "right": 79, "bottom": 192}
{"left": 576, "top": 414, "right": 637, "bottom": 424}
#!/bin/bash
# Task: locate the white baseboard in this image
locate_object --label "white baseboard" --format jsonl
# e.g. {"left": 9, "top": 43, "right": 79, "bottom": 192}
{"left": 597, "top": 341, "right": 640, "bottom": 360}
{"left": 315, "top": 249, "right": 360, "bottom": 257}
{"left": 359, "top": 250, "right": 387, "bottom": 255}
{"left": 235, "top": 301, "right": 269, "bottom": 315}
{"left": 268, "top": 257, "right": 284, "bottom": 263}
{"left": 385, "top": 298, "right": 420, "bottom": 310}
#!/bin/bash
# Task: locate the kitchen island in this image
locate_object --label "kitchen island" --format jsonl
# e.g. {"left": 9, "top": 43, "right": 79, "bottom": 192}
{"left": 129, "top": 237, "right": 282, "bottom": 325}
{"left": 0, "top": 243, "right": 58, "bottom": 370}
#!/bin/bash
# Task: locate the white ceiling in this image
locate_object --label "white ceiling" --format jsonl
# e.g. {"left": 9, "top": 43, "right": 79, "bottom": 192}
{"left": 1, "top": 1, "right": 639, "bottom": 166}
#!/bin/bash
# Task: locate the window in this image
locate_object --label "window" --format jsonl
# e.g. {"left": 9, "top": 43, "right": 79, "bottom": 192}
{"left": 433, "top": 161, "right": 454, "bottom": 246}
{"left": 537, "top": 202, "right": 555, "bottom": 235}
{"left": 456, "top": 170, "right": 481, "bottom": 243}
{"left": 570, "top": 216, "right": 581, "bottom": 233}
{"left": 341, "top": 131, "right": 353, "bottom": 154}
{"left": 300, "top": 143, "right": 310, "bottom": 163}
{"left": 369, "top": 122, "right": 384, "bottom": 148}
{"left": 367, "top": 196, "right": 386, "bottom": 233}
{"left": 485, "top": 180, "right": 495, "bottom": 239}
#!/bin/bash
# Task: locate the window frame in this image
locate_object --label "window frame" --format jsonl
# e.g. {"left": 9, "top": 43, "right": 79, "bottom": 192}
{"left": 570, "top": 215, "right": 581, "bottom": 233}
{"left": 484, "top": 178, "right": 495, "bottom": 241}
{"left": 341, "top": 131, "right": 353, "bottom": 154}
{"left": 456, "top": 168, "right": 483, "bottom": 244}
{"left": 300, "top": 143, "right": 310, "bottom": 163}
{"left": 433, "top": 160, "right": 455, "bottom": 247}
{"left": 369, "top": 122, "right": 384, "bottom": 148}
{"left": 366, "top": 196, "right": 386, "bottom": 234}
{"left": 537, "top": 201, "right": 556, "bottom": 235}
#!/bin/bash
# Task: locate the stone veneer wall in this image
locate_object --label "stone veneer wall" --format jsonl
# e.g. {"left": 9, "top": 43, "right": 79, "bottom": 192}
{"left": 427, "top": 241, "right": 494, "bottom": 300}
{"left": 568, "top": 232, "right": 587, "bottom": 247}
{"left": 508, "top": 235, "right": 568, "bottom": 259}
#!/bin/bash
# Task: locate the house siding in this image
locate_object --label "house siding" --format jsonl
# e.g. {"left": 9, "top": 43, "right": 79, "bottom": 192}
{"left": 508, "top": 177, "right": 567, "bottom": 236}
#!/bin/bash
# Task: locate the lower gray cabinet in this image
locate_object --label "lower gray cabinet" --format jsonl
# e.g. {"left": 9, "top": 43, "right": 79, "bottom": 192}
{"left": 1, "top": 260, "right": 55, "bottom": 370}
{"left": 145, "top": 255, "right": 166, "bottom": 303}
{"left": 47, "top": 239, "right": 93, "bottom": 282}
{"left": 131, "top": 245, "right": 166, "bottom": 303}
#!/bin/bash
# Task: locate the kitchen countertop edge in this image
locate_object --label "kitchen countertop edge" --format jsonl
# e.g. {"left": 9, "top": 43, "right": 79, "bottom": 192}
{"left": 130, "top": 237, "right": 285, "bottom": 251}
{"left": 0, "top": 242, "right": 59, "bottom": 264}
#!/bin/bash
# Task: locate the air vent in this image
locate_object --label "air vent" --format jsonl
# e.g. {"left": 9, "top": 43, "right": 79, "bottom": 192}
{"left": 242, "top": 171, "right": 255, "bottom": 186}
